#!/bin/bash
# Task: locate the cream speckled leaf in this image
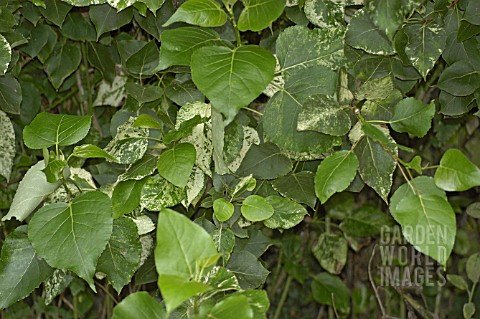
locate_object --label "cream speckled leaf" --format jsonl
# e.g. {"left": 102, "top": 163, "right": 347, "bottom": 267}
{"left": 176, "top": 102, "right": 213, "bottom": 177}
{"left": 264, "top": 195, "right": 308, "bottom": 229}
{"left": 345, "top": 9, "right": 394, "bottom": 55}
{"left": 93, "top": 75, "right": 127, "bottom": 107}
{"left": 0, "top": 34, "right": 11, "bottom": 75}
{"left": 0, "top": 110, "right": 15, "bottom": 180}
{"left": 297, "top": 94, "right": 351, "bottom": 136}
{"left": 228, "top": 126, "right": 260, "bottom": 173}
{"left": 140, "top": 174, "right": 186, "bottom": 211}
{"left": 182, "top": 166, "right": 206, "bottom": 208}
{"left": 44, "top": 269, "right": 74, "bottom": 305}
{"left": 105, "top": 117, "right": 149, "bottom": 164}
{"left": 351, "top": 123, "right": 397, "bottom": 202}
{"left": 402, "top": 22, "right": 446, "bottom": 79}
{"left": 356, "top": 76, "right": 395, "bottom": 101}
{"left": 304, "top": 0, "right": 344, "bottom": 29}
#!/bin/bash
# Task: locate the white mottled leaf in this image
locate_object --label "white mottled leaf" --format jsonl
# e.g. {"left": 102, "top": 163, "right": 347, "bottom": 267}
{"left": 182, "top": 166, "right": 206, "bottom": 208}
{"left": 93, "top": 75, "right": 127, "bottom": 107}
{"left": 0, "top": 34, "right": 11, "bottom": 75}
{"left": 176, "top": 102, "right": 213, "bottom": 177}
{"left": 0, "top": 110, "right": 15, "bottom": 180}
{"left": 105, "top": 117, "right": 148, "bottom": 164}
{"left": 140, "top": 174, "right": 186, "bottom": 211}
{"left": 228, "top": 126, "right": 260, "bottom": 173}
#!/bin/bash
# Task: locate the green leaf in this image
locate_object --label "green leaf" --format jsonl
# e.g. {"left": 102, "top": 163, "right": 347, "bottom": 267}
{"left": 357, "top": 75, "right": 395, "bottom": 101}
{"left": 446, "top": 274, "right": 468, "bottom": 290}
{"left": 23, "top": 112, "right": 91, "bottom": 149}
{"left": 2, "top": 161, "right": 61, "bottom": 222}
{"left": 434, "top": 148, "right": 480, "bottom": 191}
{"left": 61, "top": 12, "right": 96, "bottom": 41}
{"left": 390, "top": 177, "right": 455, "bottom": 266}
{"left": 140, "top": 174, "right": 186, "bottom": 211}
{"left": 104, "top": 117, "right": 149, "bottom": 164}
{"left": 236, "top": 143, "right": 292, "bottom": 179}
{"left": 112, "top": 292, "right": 166, "bottom": 319}
{"left": 164, "top": 78, "right": 204, "bottom": 106}
{"left": 112, "top": 179, "right": 147, "bottom": 218}
{"left": 241, "top": 195, "right": 274, "bottom": 222}
{"left": 311, "top": 272, "right": 350, "bottom": 314}
{"left": 0, "top": 74, "right": 22, "bottom": 114}
{"left": 0, "top": 110, "right": 15, "bottom": 180}
{"left": 0, "top": 226, "right": 53, "bottom": 309}
{"left": 158, "top": 275, "right": 211, "bottom": 314}
{"left": 230, "top": 290, "right": 269, "bottom": 318}
{"left": 401, "top": 21, "right": 446, "bottom": 78}
{"left": 125, "top": 83, "right": 163, "bottom": 104}
{"left": 42, "top": 159, "right": 67, "bottom": 183}
{"left": 28, "top": 191, "right": 113, "bottom": 291}
{"left": 163, "top": 115, "right": 205, "bottom": 145}
{"left": 163, "top": 0, "right": 227, "bottom": 27}
{"left": 237, "top": 0, "right": 286, "bottom": 31}
{"left": 44, "top": 43, "right": 82, "bottom": 89}
{"left": 464, "top": 302, "right": 475, "bottom": 319}
{"left": 213, "top": 198, "right": 235, "bottom": 222}
{"left": 226, "top": 251, "right": 269, "bottom": 289}
{"left": 158, "top": 27, "right": 224, "bottom": 69}
{"left": 88, "top": 42, "right": 116, "bottom": 84}
{"left": 345, "top": 9, "right": 394, "bottom": 55}
{"left": 72, "top": 144, "right": 117, "bottom": 161}
{"left": 0, "top": 34, "right": 11, "bottom": 75}
{"left": 133, "top": 114, "right": 162, "bottom": 129}
{"left": 39, "top": 0, "right": 72, "bottom": 26}
{"left": 89, "top": 4, "right": 133, "bottom": 40}
{"left": 125, "top": 41, "right": 160, "bottom": 78}
{"left": 315, "top": 150, "right": 359, "bottom": 204}
{"left": 191, "top": 45, "right": 275, "bottom": 122}
{"left": 312, "top": 233, "right": 348, "bottom": 274}
{"left": 97, "top": 217, "right": 141, "bottom": 293}
{"left": 351, "top": 124, "right": 397, "bottom": 202}
{"left": 271, "top": 172, "right": 316, "bottom": 209}
{"left": 340, "top": 205, "right": 392, "bottom": 237}
{"left": 263, "top": 195, "right": 308, "bottom": 229}
{"left": 303, "top": 0, "right": 344, "bottom": 29}
{"left": 297, "top": 94, "right": 351, "bottom": 136}
{"left": 206, "top": 295, "right": 253, "bottom": 319}
{"left": 437, "top": 61, "right": 480, "bottom": 96}
{"left": 466, "top": 253, "right": 480, "bottom": 283}
{"left": 390, "top": 97, "right": 435, "bottom": 137}
{"left": 119, "top": 154, "right": 158, "bottom": 181}
{"left": 155, "top": 208, "right": 218, "bottom": 279}
{"left": 157, "top": 143, "right": 196, "bottom": 188}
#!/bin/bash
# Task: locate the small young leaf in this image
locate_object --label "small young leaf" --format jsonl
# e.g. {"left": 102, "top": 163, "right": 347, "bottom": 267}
{"left": 315, "top": 150, "right": 358, "bottom": 204}
{"left": 206, "top": 295, "right": 253, "bottom": 319}
{"left": 464, "top": 302, "right": 476, "bottom": 319}
{"left": 163, "top": 0, "right": 227, "bottom": 27}
{"left": 157, "top": 143, "right": 196, "bottom": 188}
{"left": 213, "top": 198, "right": 235, "bottom": 222}
{"left": 446, "top": 274, "right": 468, "bottom": 290}
{"left": 466, "top": 253, "right": 480, "bottom": 283}
{"left": 23, "top": 112, "right": 91, "bottom": 149}
{"left": 133, "top": 114, "right": 162, "bottom": 129}
{"left": 434, "top": 149, "right": 480, "bottom": 191}
{"left": 241, "top": 195, "right": 274, "bottom": 222}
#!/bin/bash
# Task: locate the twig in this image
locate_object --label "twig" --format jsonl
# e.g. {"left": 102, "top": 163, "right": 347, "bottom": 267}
{"left": 368, "top": 244, "right": 387, "bottom": 318}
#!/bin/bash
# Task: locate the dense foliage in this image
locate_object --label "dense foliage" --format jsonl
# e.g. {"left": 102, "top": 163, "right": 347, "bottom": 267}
{"left": 1, "top": 0, "right": 480, "bottom": 318}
